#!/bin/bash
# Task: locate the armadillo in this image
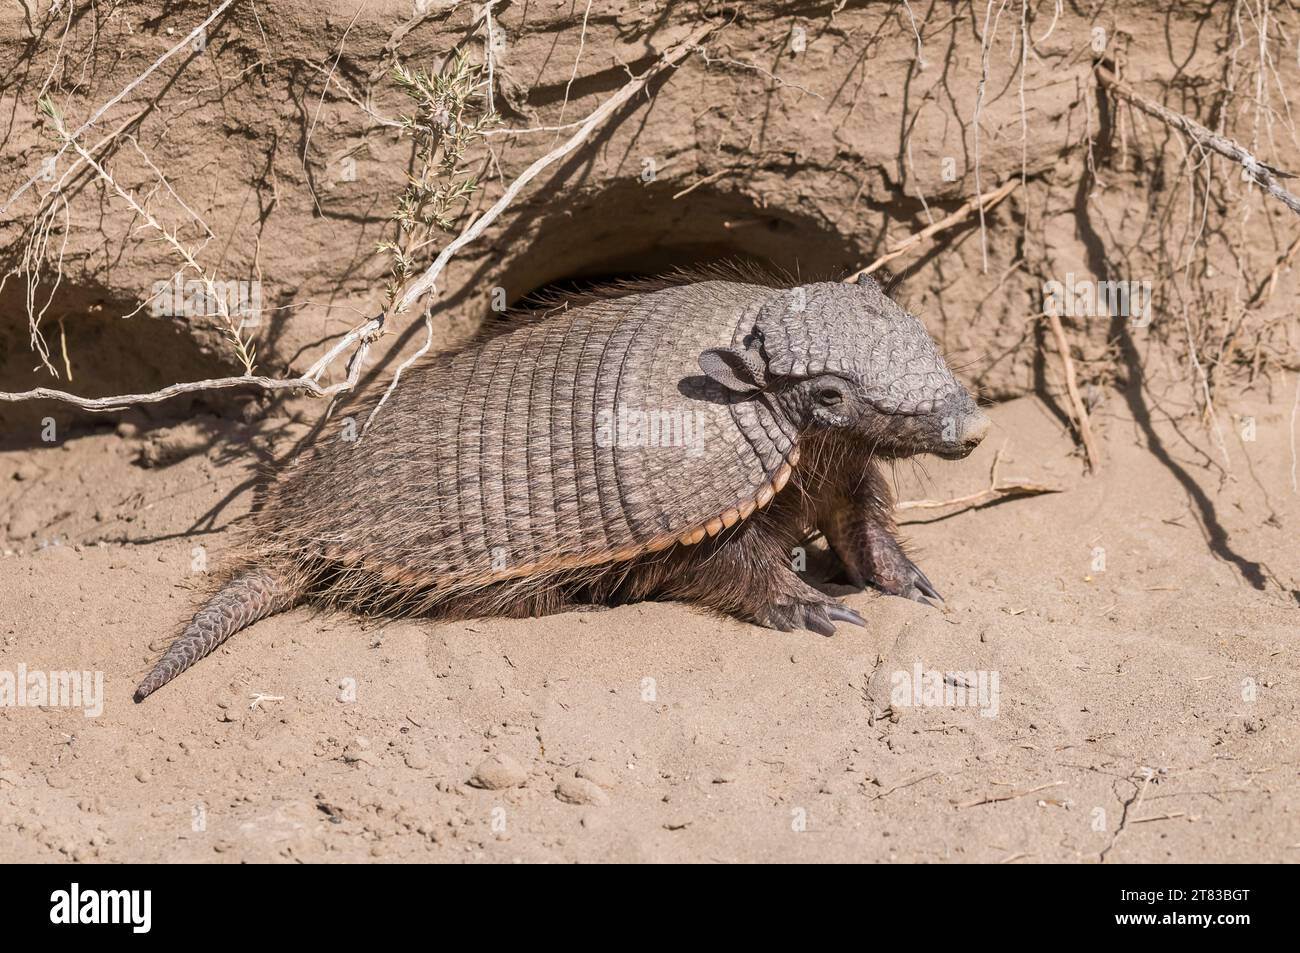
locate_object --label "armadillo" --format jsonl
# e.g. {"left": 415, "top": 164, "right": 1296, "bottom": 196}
{"left": 134, "top": 270, "right": 989, "bottom": 701}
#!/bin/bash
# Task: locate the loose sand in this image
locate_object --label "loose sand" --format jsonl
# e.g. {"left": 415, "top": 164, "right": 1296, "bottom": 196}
{"left": 1, "top": 390, "right": 1296, "bottom": 862}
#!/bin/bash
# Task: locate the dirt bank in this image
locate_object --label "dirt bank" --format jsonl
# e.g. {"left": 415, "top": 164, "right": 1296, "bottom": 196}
{"left": 4, "top": 1, "right": 1298, "bottom": 434}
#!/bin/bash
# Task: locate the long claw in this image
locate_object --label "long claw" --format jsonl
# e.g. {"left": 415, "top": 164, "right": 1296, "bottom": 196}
{"left": 766, "top": 599, "right": 867, "bottom": 636}
{"left": 803, "top": 606, "right": 837, "bottom": 637}
{"left": 825, "top": 603, "right": 867, "bottom": 628}
{"left": 911, "top": 566, "right": 943, "bottom": 603}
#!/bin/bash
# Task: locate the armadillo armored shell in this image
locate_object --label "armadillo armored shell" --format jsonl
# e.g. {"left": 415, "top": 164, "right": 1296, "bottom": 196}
{"left": 257, "top": 280, "right": 802, "bottom": 600}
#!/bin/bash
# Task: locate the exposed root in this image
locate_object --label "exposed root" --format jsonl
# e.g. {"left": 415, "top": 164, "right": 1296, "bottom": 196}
{"left": 844, "top": 178, "right": 1020, "bottom": 281}
{"left": 1044, "top": 304, "right": 1103, "bottom": 474}
{"left": 1097, "top": 65, "right": 1300, "bottom": 216}
{"left": 360, "top": 21, "right": 718, "bottom": 436}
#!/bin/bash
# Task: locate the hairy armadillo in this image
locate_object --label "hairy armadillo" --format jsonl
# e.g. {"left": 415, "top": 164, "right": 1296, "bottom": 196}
{"left": 134, "top": 269, "right": 989, "bottom": 701}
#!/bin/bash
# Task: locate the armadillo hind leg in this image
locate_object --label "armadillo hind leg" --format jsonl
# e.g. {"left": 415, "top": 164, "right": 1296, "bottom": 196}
{"left": 134, "top": 566, "right": 298, "bottom": 702}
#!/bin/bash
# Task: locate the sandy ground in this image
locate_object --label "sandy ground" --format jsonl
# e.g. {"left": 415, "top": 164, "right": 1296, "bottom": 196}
{"left": 1, "top": 389, "right": 1296, "bottom": 863}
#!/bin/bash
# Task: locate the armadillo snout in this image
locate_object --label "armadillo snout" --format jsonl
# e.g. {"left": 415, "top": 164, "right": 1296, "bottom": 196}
{"left": 959, "top": 409, "right": 991, "bottom": 449}
{"left": 936, "top": 406, "right": 990, "bottom": 459}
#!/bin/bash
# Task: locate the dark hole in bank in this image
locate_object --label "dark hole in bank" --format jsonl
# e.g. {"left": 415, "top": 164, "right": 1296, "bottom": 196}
{"left": 493, "top": 182, "right": 864, "bottom": 319}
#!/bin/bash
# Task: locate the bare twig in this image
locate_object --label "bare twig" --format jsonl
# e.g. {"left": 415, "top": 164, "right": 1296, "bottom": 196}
{"left": 1033, "top": 0, "right": 1062, "bottom": 44}
{"left": 844, "top": 178, "right": 1020, "bottom": 281}
{"left": 954, "top": 780, "right": 1065, "bottom": 809}
{"left": 689, "top": 43, "right": 821, "bottom": 98}
{"left": 672, "top": 163, "right": 749, "bottom": 200}
{"left": 0, "top": 0, "right": 238, "bottom": 218}
{"left": 897, "top": 446, "right": 1063, "bottom": 512}
{"left": 1248, "top": 231, "right": 1300, "bottom": 307}
{"left": 971, "top": 0, "right": 1009, "bottom": 273}
{"left": 1045, "top": 303, "right": 1102, "bottom": 474}
{"left": 362, "top": 21, "right": 718, "bottom": 435}
{"left": 0, "top": 318, "right": 382, "bottom": 412}
{"left": 482, "top": 1, "right": 499, "bottom": 115}
{"left": 900, "top": 0, "right": 928, "bottom": 69}
{"left": 47, "top": 109, "right": 257, "bottom": 373}
{"left": 1130, "top": 812, "right": 1186, "bottom": 824}
{"left": 303, "top": 2, "right": 366, "bottom": 215}
{"left": 555, "top": 0, "right": 593, "bottom": 130}
{"left": 869, "top": 770, "right": 940, "bottom": 800}
{"left": 1097, "top": 65, "right": 1300, "bottom": 215}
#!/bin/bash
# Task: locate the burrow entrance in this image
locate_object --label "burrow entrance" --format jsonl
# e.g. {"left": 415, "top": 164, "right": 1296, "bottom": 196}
{"left": 496, "top": 180, "right": 865, "bottom": 309}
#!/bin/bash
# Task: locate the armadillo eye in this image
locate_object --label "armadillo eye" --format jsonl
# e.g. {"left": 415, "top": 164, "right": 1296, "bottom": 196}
{"left": 817, "top": 386, "right": 843, "bottom": 407}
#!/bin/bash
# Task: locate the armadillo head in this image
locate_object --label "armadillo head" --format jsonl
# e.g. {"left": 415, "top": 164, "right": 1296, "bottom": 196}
{"left": 698, "top": 275, "right": 989, "bottom": 460}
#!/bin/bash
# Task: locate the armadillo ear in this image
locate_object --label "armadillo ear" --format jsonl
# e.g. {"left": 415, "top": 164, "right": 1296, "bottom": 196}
{"left": 698, "top": 346, "right": 767, "bottom": 393}
{"left": 856, "top": 272, "right": 881, "bottom": 291}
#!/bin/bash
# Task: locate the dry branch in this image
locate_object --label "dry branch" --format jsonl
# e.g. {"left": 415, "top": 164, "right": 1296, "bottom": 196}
{"left": 0, "top": 0, "right": 238, "bottom": 218}
{"left": 53, "top": 119, "right": 257, "bottom": 373}
{"left": 844, "top": 178, "right": 1020, "bottom": 281}
{"left": 0, "top": 319, "right": 381, "bottom": 412}
{"left": 953, "top": 780, "right": 1065, "bottom": 810}
{"left": 672, "top": 163, "right": 749, "bottom": 200}
{"left": 1044, "top": 305, "right": 1102, "bottom": 474}
{"left": 1097, "top": 65, "right": 1300, "bottom": 216}
{"left": 1248, "top": 232, "right": 1300, "bottom": 308}
{"left": 897, "top": 446, "right": 1063, "bottom": 513}
{"left": 0, "top": 21, "right": 717, "bottom": 419}
{"left": 389, "top": 23, "right": 714, "bottom": 318}
{"left": 361, "top": 21, "right": 717, "bottom": 434}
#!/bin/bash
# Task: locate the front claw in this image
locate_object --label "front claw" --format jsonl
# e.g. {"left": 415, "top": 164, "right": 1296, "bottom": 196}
{"left": 906, "top": 560, "right": 944, "bottom": 604}
{"left": 767, "top": 598, "right": 867, "bottom": 637}
{"left": 872, "top": 553, "right": 944, "bottom": 607}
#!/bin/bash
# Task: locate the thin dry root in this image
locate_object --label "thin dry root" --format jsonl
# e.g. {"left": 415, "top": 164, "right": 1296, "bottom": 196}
{"left": 845, "top": 178, "right": 1020, "bottom": 282}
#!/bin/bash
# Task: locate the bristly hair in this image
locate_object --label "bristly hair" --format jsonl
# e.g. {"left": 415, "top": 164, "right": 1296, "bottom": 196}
{"left": 317, "top": 256, "right": 876, "bottom": 426}
{"left": 853, "top": 264, "right": 907, "bottom": 299}
{"left": 858, "top": 266, "right": 921, "bottom": 316}
{"left": 465, "top": 257, "right": 813, "bottom": 349}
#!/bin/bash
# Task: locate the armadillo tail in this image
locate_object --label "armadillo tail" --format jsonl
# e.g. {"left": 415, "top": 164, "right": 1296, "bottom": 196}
{"left": 134, "top": 566, "right": 298, "bottom": 703}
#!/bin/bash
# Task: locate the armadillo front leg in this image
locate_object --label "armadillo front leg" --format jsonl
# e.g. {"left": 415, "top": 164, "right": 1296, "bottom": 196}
{"left": 819, "top": 462, "right": 942, "bottom": 604}
{"left": 134, "top": 567, "right": 298, "bottom": 702}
